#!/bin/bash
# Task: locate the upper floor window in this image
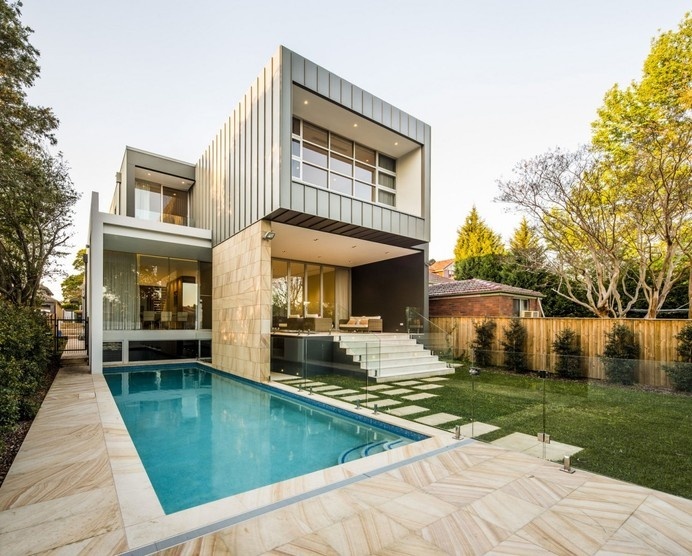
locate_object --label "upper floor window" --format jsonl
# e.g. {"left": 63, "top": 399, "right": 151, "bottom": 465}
{"left": 291, "top": 117, "right": 397, "bottom": 207}
{"left": 135, "top": 180, "right": 188, "bottom": 225}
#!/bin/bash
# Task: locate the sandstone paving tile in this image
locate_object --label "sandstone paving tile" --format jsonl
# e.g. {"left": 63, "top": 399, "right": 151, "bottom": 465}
{"left": 315, "top": 507, "right": 411, "bottom": 556}
{"left": 374, "top": 533, "right": 449, "bottom": 556}
{"left": 420, "top": 507, "right": 513, "bottom": 555}
{"left": 377, "top": 490, "right": 458, "bottom": 530}
{"left": 215, "top": 505, "right": 313, "bottom": 555}
{"left": 268, "top": 532, "right": 340, "bottom": 556}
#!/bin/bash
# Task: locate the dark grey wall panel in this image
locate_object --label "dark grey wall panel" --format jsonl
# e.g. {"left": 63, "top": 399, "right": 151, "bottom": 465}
{"left": 351, "top": 253, "right": 426, "bottom": 333}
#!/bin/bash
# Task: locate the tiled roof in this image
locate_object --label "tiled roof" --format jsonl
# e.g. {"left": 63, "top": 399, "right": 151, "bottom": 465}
{"left": 429, "top": 278, "right": 544, "bottom": 298}
{"left": 428, "top": 272, "right": 455, "bottom": 285}
{"left": 428, "top": 258, "right": 455, "bottom": 273}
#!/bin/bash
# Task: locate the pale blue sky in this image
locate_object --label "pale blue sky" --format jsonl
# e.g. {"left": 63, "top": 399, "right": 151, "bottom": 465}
{"left": 20, "top": 1, "right": 689, "bottom": 297}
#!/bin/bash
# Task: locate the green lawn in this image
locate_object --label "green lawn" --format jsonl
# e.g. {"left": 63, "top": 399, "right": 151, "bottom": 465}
{"left": 300, "top": 367, "right": 692, "bottom": 499}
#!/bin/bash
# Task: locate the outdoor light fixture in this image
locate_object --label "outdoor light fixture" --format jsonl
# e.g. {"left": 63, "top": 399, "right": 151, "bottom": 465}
{"left": 262, "top": 231, "right": 276, "bottom": 241}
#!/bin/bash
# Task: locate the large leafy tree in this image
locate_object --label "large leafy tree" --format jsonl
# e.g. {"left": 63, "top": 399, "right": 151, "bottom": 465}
{"left": 0, "top": 1, "right": 78, "bottom": 307}
{"left": 498, "top": 147, "right": 638, "bottom": 318}
{"left": 592, "top": 12, "right": 692, "bottom": 319}
{"left": 498, "top": 13, "right": 692, "bottom": 318}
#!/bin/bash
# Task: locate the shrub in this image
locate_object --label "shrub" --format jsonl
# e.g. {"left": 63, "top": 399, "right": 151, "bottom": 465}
{"left": 601, "top": 324, "right": 639, "bottom": 385}
{"left": 501, "top": 318, "right": 528, "bottom": 373}
{"left": 0, "top": 301, "right": 53, "bottom": 434}
{"left": 472, "top": 319, "right": 496, "bottom": 367}
{"left": 664, "top": 323, "right": 692, "bottom": 392}
{"left": 552, "top": 328, "right": 583, "bottom": 379}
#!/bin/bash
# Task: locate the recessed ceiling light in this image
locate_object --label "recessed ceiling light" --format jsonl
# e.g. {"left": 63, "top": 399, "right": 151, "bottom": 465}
{"left": 303, "top": 100, "right": 308, "bottom": 105}
{"left": 394, "top": 142, "right": 399, "bottom": 146}
{"left": 353, "top": 123, "right": 358, "bottom": 127}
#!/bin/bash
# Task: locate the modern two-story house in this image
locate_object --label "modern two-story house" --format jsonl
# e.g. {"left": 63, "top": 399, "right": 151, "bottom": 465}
{"left": 86, "top": 46, "right": 432, "bottom": 382}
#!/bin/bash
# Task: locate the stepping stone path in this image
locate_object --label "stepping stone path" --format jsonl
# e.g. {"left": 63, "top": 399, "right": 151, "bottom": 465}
{"left": 392, "top": 380, "right": 423, "bottom": 386}
{"left": 448, "top": 422, "right": 500, "bottom": 438}
{"left": 312, "top": 385, "right": 344, "bottom": 392}
{"left": 297, "top": 381, "right": 326, "bottom": 387}
{"left": 420, "top": 377, "right": 449, "bottom": 382}
{"left": 341, "top": 394, "right": 377, "bottom": 402}
{"left": 402, "top": 392, "right": 438, "bottom": 401}
{"left": 415, "top": 413, "right": 462, "bottom": 426}
{"left": 329, "top": 389, "right": 359, "bottom": 396}
{"left": 412, "top": 384, "right": 444, "bottom": 391}
{"left": 381, "top": 388, "right": 413, "bottom": 396}
{"left": 388, "top": 405, "right": 430, "bottom": 417}
{"left": 363, "top": 399, "right": 402, "bottom": 408}
{"left": 364, "top": 384, "right": 394, "bottom": 391}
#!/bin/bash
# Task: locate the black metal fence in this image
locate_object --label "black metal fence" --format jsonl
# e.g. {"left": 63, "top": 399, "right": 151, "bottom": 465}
{"left": 51, "top": 317, "right": 88, "bottom": 353}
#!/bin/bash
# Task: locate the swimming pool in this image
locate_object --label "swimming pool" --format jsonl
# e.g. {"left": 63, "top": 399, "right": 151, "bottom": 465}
{"left": 104, "top": 365, "right": 425, "bottom": 514}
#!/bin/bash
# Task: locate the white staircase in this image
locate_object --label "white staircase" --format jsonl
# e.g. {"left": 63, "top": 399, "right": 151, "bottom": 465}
{"left": 335, "top": 333, "right": 454, "bottom": 382}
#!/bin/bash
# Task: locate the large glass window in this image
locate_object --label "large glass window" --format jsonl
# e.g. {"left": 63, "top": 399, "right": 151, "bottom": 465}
{"left": 135, "top": 179, "right": 188, "bottom": 225}
{"left": 271, "top": 259, "right": 347, "bottom": 328}
{"left": 292, "top": 117, "right": 397, "bottom": 207}
{"left": 103, "top": 251, "right": 210, "bottom": 331}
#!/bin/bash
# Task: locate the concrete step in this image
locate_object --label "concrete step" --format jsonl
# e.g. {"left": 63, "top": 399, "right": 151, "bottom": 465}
{"left": 363, "top": 359, "right": 449, "bottom": 373}
{"left": 375, "top": 366, "right": 455, "bottom": 383}
{"left": 346, "top": 347, "right": 432, "bottom": 358}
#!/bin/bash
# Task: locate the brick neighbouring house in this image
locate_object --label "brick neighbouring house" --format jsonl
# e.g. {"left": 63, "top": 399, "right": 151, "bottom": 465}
{"left": 429, "top": 277, "right": 544, "bottom": 318}
{"left": 428, "top": 258, "right": 455, "bottom": 280}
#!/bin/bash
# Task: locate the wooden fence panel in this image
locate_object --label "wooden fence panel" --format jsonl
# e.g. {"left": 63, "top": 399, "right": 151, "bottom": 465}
{"left": 431, "top": 317, "right": 689, "bottom": 387}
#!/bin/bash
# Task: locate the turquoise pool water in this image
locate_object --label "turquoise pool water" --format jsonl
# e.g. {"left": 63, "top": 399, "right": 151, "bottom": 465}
{"left": 104, "top": 365, "right": 424, "bottom": 514}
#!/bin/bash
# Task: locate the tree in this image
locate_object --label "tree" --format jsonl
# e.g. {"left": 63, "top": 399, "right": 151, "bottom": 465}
{"left": 0, "top": 1, "right": 58, "bottom": 155}
{"left": 0, "top": 1, "right": 78, "bottom": 307}
{"left": 61, "top": 248, "right": 86, "bottom": 310}
{"left": 592, "top": 12, "right": 692, "bottom": 319}
{"left": 454, "top": 206, "right": 504, "bottom": 264}
{"left": 501, "top": 318, "right": 527, "bottom": 373}
{"left": 509, "top": 217, "right": 543, "bottom": 260}
{"left": 497, "top": 147, "right": 638, "bottom": 318}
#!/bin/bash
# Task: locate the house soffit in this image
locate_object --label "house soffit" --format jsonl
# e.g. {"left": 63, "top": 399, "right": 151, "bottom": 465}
{"left": 292, "top": 86, "right": 420, "bottom": 159}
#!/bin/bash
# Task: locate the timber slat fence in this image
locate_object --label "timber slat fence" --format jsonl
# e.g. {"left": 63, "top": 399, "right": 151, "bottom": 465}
{"left": 430, "top": 316, "right": 689, "bottom": 387}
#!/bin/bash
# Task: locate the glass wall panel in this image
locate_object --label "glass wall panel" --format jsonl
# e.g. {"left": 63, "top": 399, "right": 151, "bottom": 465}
{"left": 331, "top": 135, "right": 353, "bottom": 157}
{"left": 306, "top": 264, "right": 321, "bottom": 317}
{"left": 379, "top": 154, "right": 396, "bottom": 172}
{"left": 355, "top": 145, "right": 375, "bottom": 165}
{"left": 354, "top": 181, "right": 373, "bottom": 201}
{"left": 378, "top": 173, "right": 396, "bottom": 190}
{"left": 289, "top": 262, "right": 305, "bottom": 317}
{"left": 135, "top": 181, "right": 161, "bottom": 222}
{"left": 322, "top": 266, "right": 336, "bottom": 324}
{"left": 355, "top": 163, "right": 374, "bottom": 183}
{"left": 200, "top": 262, "right": 212, "bottom": 330}
{"left": 330, "top": 174, "right": 352, "bottom": 195}
{"left": 129, "top": 340, "right": 198, "bottom": 361}
{"left": 303, "top": 164, "right": 328, "bottom": 188}
{"left": 168, "top": 258, "right": 198, "bottom": 329}
{"left": 303, "top": 122, "right": 328, "bottom": 147}
{"left": 330, "top": 153, "right": 352, "bottom": 176}
{"left": 292, "top": 117, "right": 397, "bottom": 207}
{"left": 162, "top": 187, "right": 187, "bottom": 225}
{"left": 272, "top": 260, "right": 289, "bottom": 328}
{"left": 103, "top": 251, "right": 138, "bottom": 330}
{"left": 303, "top": 143, "right": 328, "bottom": 166}
{"left": 103, "top": 342, "right": 123, "bottom": 363}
